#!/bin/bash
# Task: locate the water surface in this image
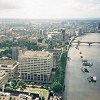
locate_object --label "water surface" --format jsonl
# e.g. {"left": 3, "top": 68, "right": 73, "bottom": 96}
{"left": 64, "top": 33, "right": 100, "bottom": 100}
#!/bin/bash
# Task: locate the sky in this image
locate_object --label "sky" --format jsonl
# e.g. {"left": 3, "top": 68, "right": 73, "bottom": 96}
{"left": 0, "top": 0, "right": 100, "bottom": 19}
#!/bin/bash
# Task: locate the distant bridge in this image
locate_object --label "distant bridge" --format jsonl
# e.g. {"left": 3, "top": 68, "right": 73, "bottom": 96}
{"left": 73, "top": 42, "right": 100, "bottom": 44}
{"left": 72, "top": 41, "right": 100, "bottom": 46}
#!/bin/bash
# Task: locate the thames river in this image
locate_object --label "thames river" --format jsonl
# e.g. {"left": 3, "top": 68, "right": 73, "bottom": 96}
{"left": 63, "top": 33, "right": 100, "bottom": 100}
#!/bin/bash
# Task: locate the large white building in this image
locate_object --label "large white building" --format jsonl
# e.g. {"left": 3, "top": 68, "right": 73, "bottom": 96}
{"left": 48, "top": 30, "right": 68, "bottom": 41}
{"left": 18, "top": 51, "right": 53, "bottom": 83}
{"left": 0, "top": 59, "right": 19, "bottom": 79}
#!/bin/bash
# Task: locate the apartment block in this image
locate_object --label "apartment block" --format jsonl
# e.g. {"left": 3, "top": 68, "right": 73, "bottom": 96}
{"left": 0, "top": 70, "right": 8, "bottom": 89}
{"left": 18, "top": 51, "right": 53, "bottom": 83}
{"left": 46, "top": 49, "right": 62, "bottom": 68}
{"left": 0, "top": 59, "right": 19, "bottom": 79}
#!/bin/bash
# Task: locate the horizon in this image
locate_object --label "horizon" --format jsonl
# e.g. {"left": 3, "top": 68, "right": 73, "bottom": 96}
{"left": 0, "top": 18, "right": 100, "bottom": 20}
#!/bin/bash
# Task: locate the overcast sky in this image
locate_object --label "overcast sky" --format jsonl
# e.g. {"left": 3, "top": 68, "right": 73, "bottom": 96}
{"left": 0, "top": 0, "right": 100, "bottom": 19}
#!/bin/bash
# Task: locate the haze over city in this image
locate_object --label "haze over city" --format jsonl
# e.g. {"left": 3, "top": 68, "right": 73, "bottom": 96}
{"left": 0, "top": 0, "right": 100, "bottom": 19}
{"left": 0, "top": 0, "right": 100, "bottom": 100}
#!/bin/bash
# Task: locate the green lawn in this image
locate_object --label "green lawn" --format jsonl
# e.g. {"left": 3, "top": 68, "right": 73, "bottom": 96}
{"left": 30, "top": 88, "right": 49, "bottom": 99}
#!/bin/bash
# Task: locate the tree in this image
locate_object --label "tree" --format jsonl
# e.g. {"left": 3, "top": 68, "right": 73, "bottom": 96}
{"left": 48, "top": 41, "right": 54, "bottom": 49}
{"left": 51, "top": 81, "right": 63, "bottom": 94}
{"left": 17, "top": 80, "right": 26, "bottom": 88}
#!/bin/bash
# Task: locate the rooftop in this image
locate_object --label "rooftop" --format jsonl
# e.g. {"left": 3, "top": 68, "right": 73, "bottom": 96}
{"left": 0, "top": 59, "right": 17, "bottom": 65}
{"left": 18, "top": 94, "right": 32, "bottom": 100}
{"left": 0, "top": 49, "right": 5, "bottom": 52}
{"left": 20, "top": 51, "right": 53, "bottom": 58}
{"left": 48, "top": 31, "right": 61, "bottom": 34}
{"left": 0, "top": 70, "right": 7, "bottom": 80}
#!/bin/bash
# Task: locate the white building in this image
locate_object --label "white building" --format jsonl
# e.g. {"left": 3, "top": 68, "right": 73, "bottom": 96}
{"left": 0, "top": 92, "right": 11, "bottom": 100}
{"left": 0, "top": 59, "right": 19, "bottom": 79}
{"left": 18, "top": 94, "right": 32, "bottom": 100}
{"left": 18, "top": 51, "right": 53, "bottom": 83}
{"left": 48, "top": 31, "right": 68, "bottom": 41}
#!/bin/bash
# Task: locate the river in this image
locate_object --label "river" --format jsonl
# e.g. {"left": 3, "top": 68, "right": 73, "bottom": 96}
{"left": 63, "top": 33, "right": 100, "bottom": 100}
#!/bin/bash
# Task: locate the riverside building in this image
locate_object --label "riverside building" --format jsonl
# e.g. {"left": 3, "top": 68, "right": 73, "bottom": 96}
{"left": 18, "top": 51, "right": 53, "bottom": 83}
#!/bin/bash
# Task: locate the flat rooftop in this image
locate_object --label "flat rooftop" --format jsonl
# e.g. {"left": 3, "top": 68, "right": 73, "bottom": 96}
{"left": 20, "top": 51, "right": 53, "bottom": 58}
{"left": 0, "top": 59, "right": 17, "bottom": 65}
{"left": 0, "top": 49, "right": 5, "bottom": 52}
{"left": 48, "top": 31, "right": 61, "bottom": 34}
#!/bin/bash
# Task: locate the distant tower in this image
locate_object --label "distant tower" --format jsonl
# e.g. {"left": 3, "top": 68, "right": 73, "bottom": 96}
{"left": 78, "top": 28, "right": 83, "bottom": 36}
{"left": 12, "top": 47, "right": 19, "bottom": 61}
{"left": 40, "top": 29, "right": 43, "bottom": 34}
{"left": 61, "top": 29, "right": 66, "bottom": 41}
{"left": 97, "top": 22, "right": 100, "bottom": 33}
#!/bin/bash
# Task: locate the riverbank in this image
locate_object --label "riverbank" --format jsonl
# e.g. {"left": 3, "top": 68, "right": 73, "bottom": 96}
{"left": 49, "top": 36, "right": 78, "bottom": 100}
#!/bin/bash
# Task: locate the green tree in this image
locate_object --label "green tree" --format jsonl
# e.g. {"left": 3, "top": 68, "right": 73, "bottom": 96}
{"left": 17, "top": 80, "right": 26, "bottom": 88}
{"left": 51, "top": 81, "right": 63, "bottom": 93}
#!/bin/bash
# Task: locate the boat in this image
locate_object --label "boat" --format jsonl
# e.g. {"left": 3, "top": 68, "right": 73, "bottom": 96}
{"left": 82, "top": 62, "right": 93, "bottom": 67}
{"left": 82, "top": 60, "right": 87, "bottom": 62}
{"left": 81, "top": 67, "right": 89, "bottom": 73}
{"left": 87, "top": 76, "right": 97, "bottom": 83}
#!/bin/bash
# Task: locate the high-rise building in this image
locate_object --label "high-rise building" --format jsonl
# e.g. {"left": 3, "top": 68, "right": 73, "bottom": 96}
{"left": 18, "top": 51, "right": 53, "bottom": 83}
{"left": 12, "top": 47, "right": 19, "bottom": 61}
{"left": 61, "top": 28, "right": 66, "bottom": 41}
{"left": 97, "top": 22, "right": 100, "bottom": 33}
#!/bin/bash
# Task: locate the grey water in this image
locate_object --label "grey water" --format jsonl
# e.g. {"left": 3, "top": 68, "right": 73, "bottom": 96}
{"left": 63, "top": 33, "right": 100, "bottom": 100}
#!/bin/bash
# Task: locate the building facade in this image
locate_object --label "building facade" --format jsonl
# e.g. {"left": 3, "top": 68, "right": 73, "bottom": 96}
{"left": 18, "top": 51, "right": 53, "bottom": 83}
{"left": 48, "top": 31, "right": 68, "bottom": 41}
{"left": 0, "top": 92, "right": 11, "bottom": 100}
{"left": 46, "top": 49, "right": 62, "bottom": 68}
{"left": 0, "top": 70, "right": 8, "bottom": 89}
{"left": 0, "top": 59, "right": 19, "bottom": 79}
{"left": 97, "top": 22, "right": 100, "bottom": 33}
{"left": 12, "top": 47, "right": 19, "bottom": 61}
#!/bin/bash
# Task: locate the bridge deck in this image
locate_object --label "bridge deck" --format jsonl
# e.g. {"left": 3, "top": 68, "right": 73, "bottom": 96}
{"left": 72, "top": 42, "right": 100, "bottom": 44}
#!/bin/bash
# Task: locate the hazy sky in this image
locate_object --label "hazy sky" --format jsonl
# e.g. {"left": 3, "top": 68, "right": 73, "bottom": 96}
{"left": 0, "top": 0, "right": 100, "bottom": 19}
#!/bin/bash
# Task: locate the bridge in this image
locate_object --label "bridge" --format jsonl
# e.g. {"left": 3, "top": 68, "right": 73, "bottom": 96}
{"left": 72, "top": 41, "right": 100, "bottom": 46}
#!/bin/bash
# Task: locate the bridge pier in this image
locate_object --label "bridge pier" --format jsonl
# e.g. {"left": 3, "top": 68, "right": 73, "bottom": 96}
{"left": 88, "top": 43, "right": 92, "bottom": 46}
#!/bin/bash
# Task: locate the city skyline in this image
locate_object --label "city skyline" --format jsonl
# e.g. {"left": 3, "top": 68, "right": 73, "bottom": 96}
{"left": 0, "top": 0, "right": 100, "bottom": 19}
